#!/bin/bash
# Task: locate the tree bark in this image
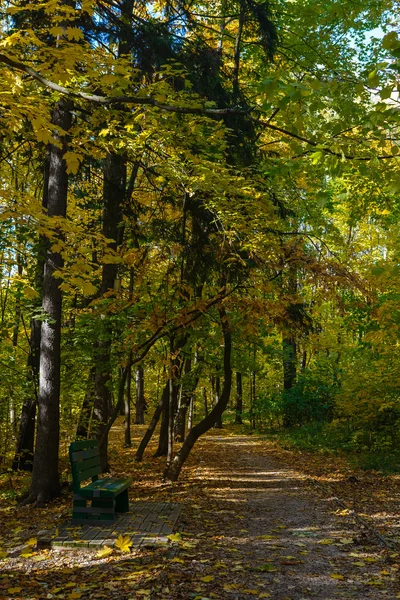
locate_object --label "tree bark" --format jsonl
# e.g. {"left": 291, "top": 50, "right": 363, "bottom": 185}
{"left": 24, "top": 98, "right": 72, "bottom": 503}
{"left": 135, "top": 364, "right": 145, "bottom": 424}
{"left": 92, "top": 153, "right": 126, "bottom": 471}
{"left": 163, "top": 306, "right": 232, "bottom": 482}
{"left": 135, "top": 382, "right": 169, "bottom": 462}
{"left": 214, "top": 375, "right": 223, "bottom": 428}
{"left": 13, "top": 156, "right": 50, "bottom": 471}
{"left": 125, "top": 353, "right": 132, "bottom": 447}
{"left": 76, "top": 366, "right": 95, "bottom": 438}
{"left": 235, "top": 371, "right": 243, "bottom": 424}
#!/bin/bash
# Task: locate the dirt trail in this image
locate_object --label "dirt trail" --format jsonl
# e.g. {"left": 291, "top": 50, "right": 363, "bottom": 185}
{"left": 175, "top": 434, "right": 399, "bottom": 599}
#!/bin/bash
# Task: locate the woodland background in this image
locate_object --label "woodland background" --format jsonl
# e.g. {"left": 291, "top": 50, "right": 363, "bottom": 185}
{"left": 1, "top": 0, "right": 400, "bottom": 504}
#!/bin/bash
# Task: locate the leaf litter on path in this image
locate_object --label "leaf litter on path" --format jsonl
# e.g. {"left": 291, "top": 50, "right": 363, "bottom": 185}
{"left": 0, "top": 425, "right": 399, "bottom": 598}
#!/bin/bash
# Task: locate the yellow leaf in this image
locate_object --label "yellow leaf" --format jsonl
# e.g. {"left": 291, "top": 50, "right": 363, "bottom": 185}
{"left": 115, "top": 534, "right": 132, "bottom": 553}
{"left": 168, "top": 532, "right": 182, "bottom": 543}
{"left": 0, "top": 550, "right": 8, "bottom": 559}
{"left": 63, "top": 152, "right": 82, "bottom": 175}
{"left": 81, "top": 281, "right": 97, "bottom": 296}
{"left": 26, "top": 537, "right": 37, "bottom": 547}
{"left": 199, "top": 575, "right": 214, "bottom": 583}
{"left": 65, "top": 27, "right": 84, "bottom": 41}
{"left": 68, "top": 593, "right": 82, "bottom": 600}
{"left": 319, "top": 538, "right": 334, "bottom": 545}
{"left": 49, "top": 26, "right": 64, "bottom": 37}
{"left": 339, "top": 538, "right": 354, "bottom": 545}
{"left": 330, "top": 573, "right": 345, "bottom": 580}
{"left": 96, "top": 546, "right": 113, "bottom": 559}
{"left": 7, "top": 588, "right": 22, "bottom": 593}
{"left": 259, "top": 595, "right": 271, "bottom": 598}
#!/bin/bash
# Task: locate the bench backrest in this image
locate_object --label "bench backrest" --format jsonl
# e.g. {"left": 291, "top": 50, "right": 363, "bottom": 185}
{"left": 69, "top": 439, "right": 101, "bottom": 493}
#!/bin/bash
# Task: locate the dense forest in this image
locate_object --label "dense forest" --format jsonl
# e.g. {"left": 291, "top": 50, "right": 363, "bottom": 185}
{"left": 1, "top": 0, "right": 400, "bottom": 505}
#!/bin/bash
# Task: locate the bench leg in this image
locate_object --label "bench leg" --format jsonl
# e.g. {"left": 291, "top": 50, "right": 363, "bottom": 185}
{"left": 115, "top": 489, "right": 129, "bottom": 513}
{"left": 72, "top": 495, "right": 88, "bottom": 522}
{"left": 91, "top": 497, "right": 116, "bottom": 521}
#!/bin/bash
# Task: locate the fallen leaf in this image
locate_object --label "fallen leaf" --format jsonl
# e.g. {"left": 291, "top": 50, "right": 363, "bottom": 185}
{"left": 199, "top": 575, "right": 214, "bottom": 582}
{"left": 115, "top": 535, "right": 132, "bottom": 553}
{"left": 330, "top": 573, "right": 345, "bottom": 580}
{"left": 96, "top": 546, "right": 113, "bottom": 558}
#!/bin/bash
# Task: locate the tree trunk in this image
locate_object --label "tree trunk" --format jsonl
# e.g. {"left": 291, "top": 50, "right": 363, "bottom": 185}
{"left": 91, "top": 0, "right": 135, "bottom": 472}
{"left": 92, "top": 153, "right": 126, "bottom": 471}
{"left": 163, "top": 306, "right": 232, "bottom": 482}
{"left": 24, "top": 98, "right": 72, "bottom": 504}
{"left": 175, "top": 357, "right": 199, "bottom": 442}
{"left": 135, "top": 382, "right": 169, "bottom": 462}
{"left": 12, "top": 317, "right": 41, "bottom": 471}
{"left": 13, "top": 156, "right": 50, "bottom": 472}
{"left": 282, "top": 335, "right": 297, "bottom": 428}
{"left": 214, "top": 375, "right": 223, "bottom": 428}
{"left": 203, "top": 387, "right": 208, "bottom": 418}
{"left": 235, "top": 371, "right": 243, "bottom": 424}
{"left": 124, "top": 353, "right": 132, "bottom": 447}
{"left": 76, "top": 366, "right": 95, "bottom": 438}
{"left": 135, "top": 364, "right": 145, "bottom": 424}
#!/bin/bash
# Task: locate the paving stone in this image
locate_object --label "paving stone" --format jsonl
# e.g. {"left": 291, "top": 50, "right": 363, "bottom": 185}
{"left": 37, "top": 502, "right": 181, "bottom": 551}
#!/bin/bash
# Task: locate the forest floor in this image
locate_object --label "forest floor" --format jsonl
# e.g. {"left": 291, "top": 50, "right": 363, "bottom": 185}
{"left": 1, "top": 423, "right": 400, "bottom": 599}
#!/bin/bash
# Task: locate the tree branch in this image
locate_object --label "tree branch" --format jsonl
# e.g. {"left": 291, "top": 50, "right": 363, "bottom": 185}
{"left": 0, "top": 52, "right": 249, "bottom": 115}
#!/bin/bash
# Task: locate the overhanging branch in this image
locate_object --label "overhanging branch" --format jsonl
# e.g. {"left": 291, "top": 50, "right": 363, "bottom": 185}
{"left": 0, "top": 52, "right": 249, "bottom": 115}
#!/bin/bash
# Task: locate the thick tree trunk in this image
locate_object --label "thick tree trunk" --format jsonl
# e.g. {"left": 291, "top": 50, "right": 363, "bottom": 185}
{"left": 91, "top": 0, "right": 135, "bottom": 471}
{"left": 235, "top": 371, "right": 243, "bottom": 424}
{"left": 92, "top": 153, "right": 126, "bottom": 471}
{"left": 24, "top": 99, "right": 72, "bottom": 504}
{"left": 135, "top": 382, "right": 169, "bottom": 462}
{"left": 163, "top": 306, "right": 232, "bottom": 482}
{"left": 135, "top": 364, "right": 145, "bottom": 424}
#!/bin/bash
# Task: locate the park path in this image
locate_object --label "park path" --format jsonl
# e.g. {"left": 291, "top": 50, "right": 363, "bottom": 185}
{"left": 173, "top": 434, "right": 399, "bottom": 599}
{"left": 1, "top": 431, "right": 399, "bottom": 600}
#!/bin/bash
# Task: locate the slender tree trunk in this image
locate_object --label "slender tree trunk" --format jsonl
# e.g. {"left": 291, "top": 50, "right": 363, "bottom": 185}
{"left": 135, "top": 382, "right": 169, "bottom": 462}
{"left": 214, "top": 375, "right": 223, "bottom": 428}
{"left": 124, "top": 353, "right": 132, "bottom": 447}
{"left": 12, "top": 318, "right": 40, "bottom": 471}
{"left": 282, "top": 335, "right": 297, "bottom": 428}
{"left": 163, "top": 306, "right": 232, "bottom": 482}
{"left": 235, "top": 371, "right": 243, "bottom": 424}
{"left": 175, "top": 357, "right": 199, "bottom": 442}
{"left": 135, "top": 364, "right": 145, "bottom": 424}
{"left": 203, "top": 387, "right": 208, "bottom": 418}
{"left": 76, "top": 366, "right": 95, "bottom": 438}
{"left": 188, "top": 396, "right": 193, "bottom": 431}
{"left": 24, "top": 98, "right": 72, "bottom": 504}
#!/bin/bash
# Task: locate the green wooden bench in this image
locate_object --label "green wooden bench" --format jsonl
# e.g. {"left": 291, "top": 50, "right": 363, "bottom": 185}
{"left": 69, "top": 439, "right": 132, "bottom": 525}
